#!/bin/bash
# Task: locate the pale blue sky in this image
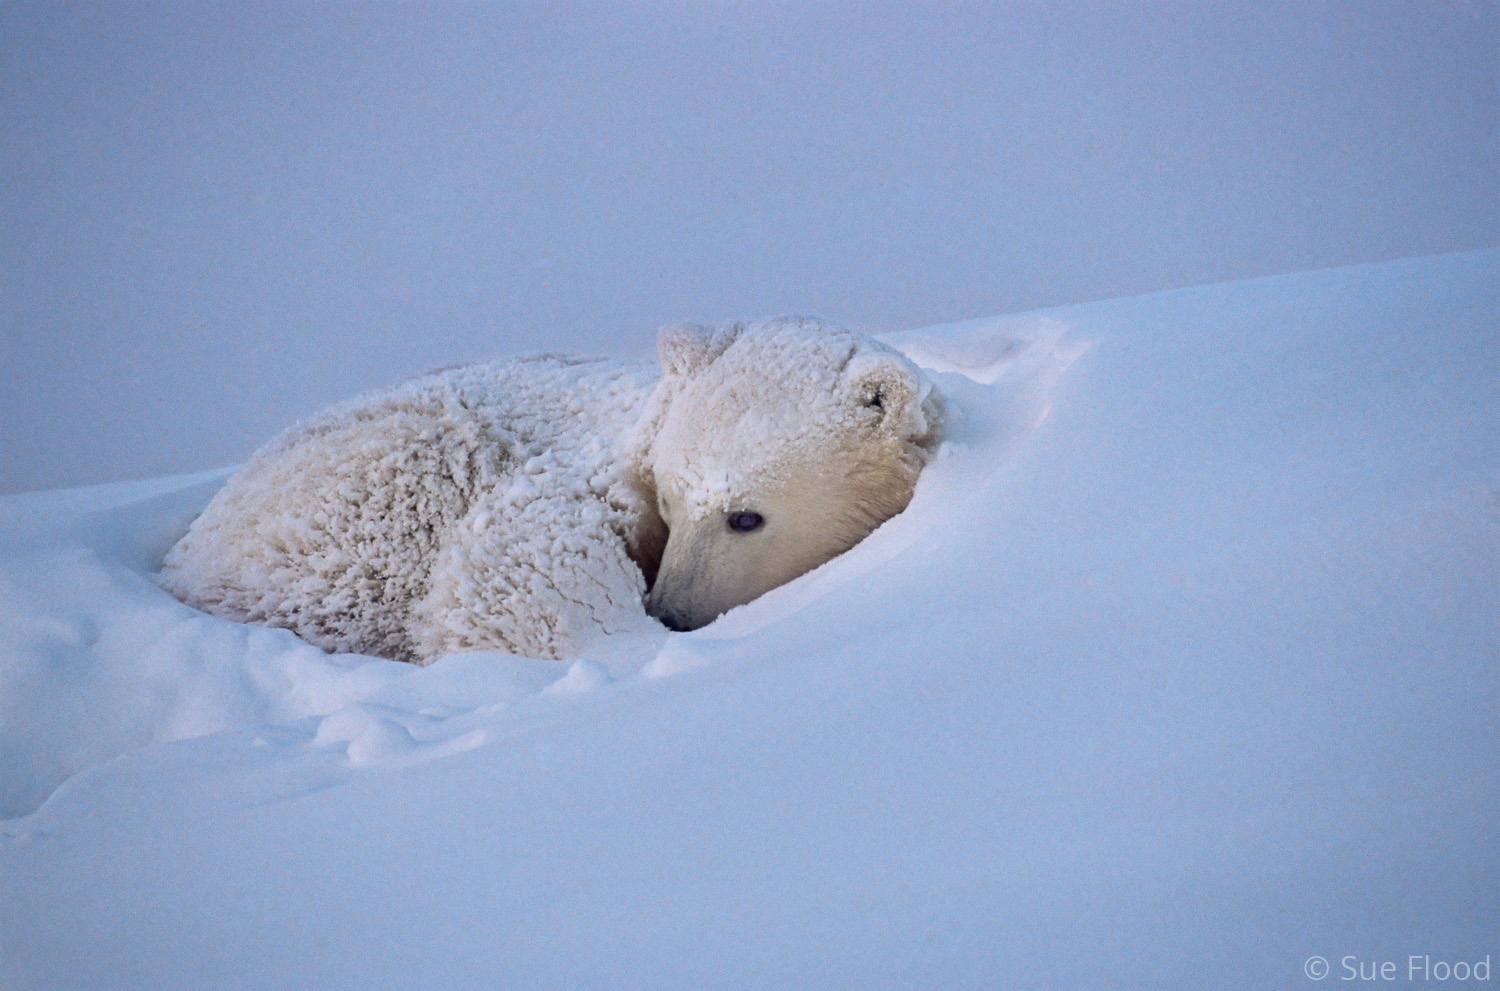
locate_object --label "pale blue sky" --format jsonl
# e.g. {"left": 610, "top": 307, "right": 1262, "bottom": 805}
{"left": 2, "top": 1, "right": 1495, "bottom": 492}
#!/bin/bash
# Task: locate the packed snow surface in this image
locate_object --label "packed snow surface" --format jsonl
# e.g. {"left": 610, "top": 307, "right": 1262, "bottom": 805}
{"left": 2, "top": 251, "right": 1497, "bottom": 989}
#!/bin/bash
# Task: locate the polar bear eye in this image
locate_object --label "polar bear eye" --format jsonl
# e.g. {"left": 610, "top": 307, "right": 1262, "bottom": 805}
{"left": 727, "top": 511, "right": 764, "bottom": 534}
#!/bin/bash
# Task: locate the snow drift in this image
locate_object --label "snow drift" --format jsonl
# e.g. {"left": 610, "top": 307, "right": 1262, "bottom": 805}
{"left": 1, "top": 250, "right": 1496, "bottom": 990}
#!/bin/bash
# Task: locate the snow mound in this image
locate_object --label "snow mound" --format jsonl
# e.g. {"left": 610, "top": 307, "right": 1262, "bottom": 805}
{"left": 2, "top": 251, "right": 1495, "bottom": 990}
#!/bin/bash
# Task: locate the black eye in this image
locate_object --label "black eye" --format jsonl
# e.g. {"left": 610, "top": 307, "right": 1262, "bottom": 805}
{"left": 727, "top": 511, "right": 764, "bottom": 533}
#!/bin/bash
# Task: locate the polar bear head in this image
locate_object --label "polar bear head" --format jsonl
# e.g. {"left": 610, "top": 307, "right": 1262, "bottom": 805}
{"left": 637, "top": 317, "right": 943, "bottom": 632}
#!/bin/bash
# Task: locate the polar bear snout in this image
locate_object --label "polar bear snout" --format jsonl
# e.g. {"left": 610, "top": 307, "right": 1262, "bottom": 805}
{"left": 643, "top": 515, "right": 740, "bottom": 632}
{"left": 646, "top": 588, "right": 717, "bottom": 633}
{"left": 643, "top": 585, "right": 707, "bottom": 633}
{"left": 649, "top": 605, "right": 697, "bottom": 633}
{"left": 643, "top": 491, "right": 878, "bottom": 634}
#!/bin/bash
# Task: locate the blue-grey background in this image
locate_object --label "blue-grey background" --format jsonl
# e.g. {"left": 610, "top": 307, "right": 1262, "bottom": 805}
{"left": 2, "top": 1, "right": 1495, "bottom": 493}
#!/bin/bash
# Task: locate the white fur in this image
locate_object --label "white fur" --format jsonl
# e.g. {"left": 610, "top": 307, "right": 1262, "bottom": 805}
{"left": 160, "top": 319, "right": 942, "bottom": 663}
{"left": 160, "top": 356, "right": 660, "bottom": 663}
{"left": 640, "top": 318, "right": 943, "bottom": 631}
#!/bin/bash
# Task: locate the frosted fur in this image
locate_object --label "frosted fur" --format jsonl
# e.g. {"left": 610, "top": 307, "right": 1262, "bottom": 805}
{"left": 160, "top": 356, "right": 661, "bottom": 663}
{"left": 161, "top": 318, "right": 942, "bottom": 662}
{"left": 635, "top": 319, "right": 940, "bottom": 516}
{"left": 641, "top": 318, "right": 943, "bottom": 631}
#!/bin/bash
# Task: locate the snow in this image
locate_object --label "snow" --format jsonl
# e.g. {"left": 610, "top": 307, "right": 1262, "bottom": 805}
{"left": 2, "top": 250, "right": 1497, "bottom": 989}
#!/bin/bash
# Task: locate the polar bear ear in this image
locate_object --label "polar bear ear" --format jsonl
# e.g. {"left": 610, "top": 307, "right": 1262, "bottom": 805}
{"left": 844, "top": 351, "right": 936, "bottom": 442}
{"left": 658, "top": 322, "right": 743, "bottom": 377}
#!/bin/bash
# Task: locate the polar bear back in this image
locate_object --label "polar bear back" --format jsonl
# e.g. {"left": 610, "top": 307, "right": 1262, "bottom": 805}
{"left": 159, "top": 355, "right": 658, "bottom": 662}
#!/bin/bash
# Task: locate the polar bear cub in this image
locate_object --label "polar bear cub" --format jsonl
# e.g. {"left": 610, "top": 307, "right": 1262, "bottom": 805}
{"left": 159, "top": 317, "right": 942, "bottom": 663}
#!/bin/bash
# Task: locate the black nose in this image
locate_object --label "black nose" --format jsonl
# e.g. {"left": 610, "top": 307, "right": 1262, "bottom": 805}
{"left": 656, "top": 610, "right": 693, "bottom": 632}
